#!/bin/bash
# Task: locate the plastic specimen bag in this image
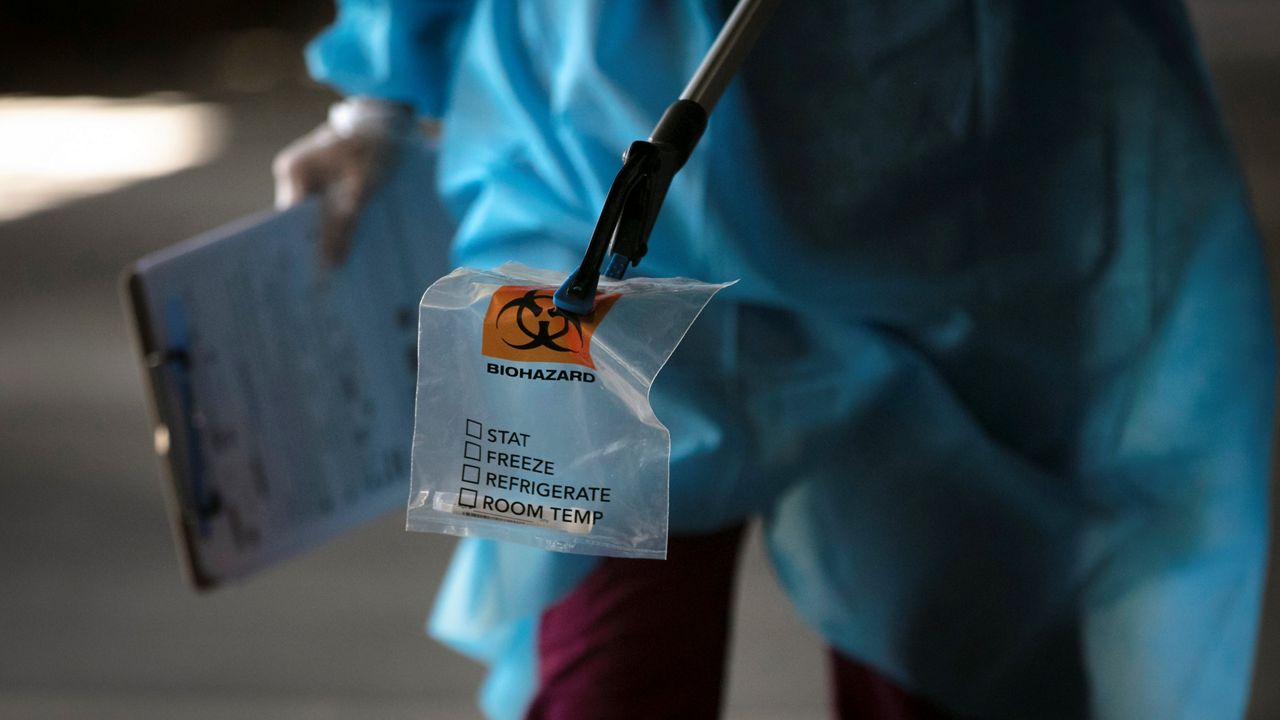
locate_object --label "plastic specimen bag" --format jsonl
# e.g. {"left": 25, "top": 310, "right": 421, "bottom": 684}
{"left": 407, "top": 263, "right": 731, "bottom": 559}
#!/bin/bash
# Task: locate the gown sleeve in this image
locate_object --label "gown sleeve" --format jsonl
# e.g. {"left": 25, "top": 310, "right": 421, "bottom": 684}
{"left": 305, "top": 0, "right": 475, "bottom": 117}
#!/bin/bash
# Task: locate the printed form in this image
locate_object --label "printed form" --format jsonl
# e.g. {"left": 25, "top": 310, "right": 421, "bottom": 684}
{"left": 125, "top": 143, "right": 452, "bottom": 588}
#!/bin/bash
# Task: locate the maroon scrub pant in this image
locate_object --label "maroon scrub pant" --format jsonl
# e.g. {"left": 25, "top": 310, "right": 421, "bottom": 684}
{"left": 526, "top": 525, "right": 954, "bottom": 720}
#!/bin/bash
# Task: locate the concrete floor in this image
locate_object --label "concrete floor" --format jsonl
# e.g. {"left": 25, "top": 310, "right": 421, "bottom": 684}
{"left": 1, "top": 3, "right": 1277, "bottom": 718}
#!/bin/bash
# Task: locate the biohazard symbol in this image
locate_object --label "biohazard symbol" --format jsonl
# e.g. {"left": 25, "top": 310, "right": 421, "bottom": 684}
{"left": 481, "top": 285, "right": 619, "bottom": 368}
{"left": 498, "top": 289, "right": 581, "bottom": 352}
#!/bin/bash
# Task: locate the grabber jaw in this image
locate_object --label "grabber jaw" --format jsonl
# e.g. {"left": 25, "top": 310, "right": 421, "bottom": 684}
{"left": 553, "top": 100, "right": 708, "bottom": 315}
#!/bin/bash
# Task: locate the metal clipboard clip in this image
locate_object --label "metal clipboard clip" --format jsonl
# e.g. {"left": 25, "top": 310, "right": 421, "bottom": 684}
{"left": 149, "top": 297, "right": 222, "bottom": 537}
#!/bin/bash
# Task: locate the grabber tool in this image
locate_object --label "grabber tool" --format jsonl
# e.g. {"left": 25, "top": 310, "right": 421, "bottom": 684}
{"left": 553, "top": 0, "right": 780, "bottom": 315}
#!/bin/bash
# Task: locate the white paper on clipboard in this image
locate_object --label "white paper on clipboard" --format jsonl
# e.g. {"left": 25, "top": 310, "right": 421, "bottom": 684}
{"left": 124, "top": 141, "right": 453, "bottom": 590}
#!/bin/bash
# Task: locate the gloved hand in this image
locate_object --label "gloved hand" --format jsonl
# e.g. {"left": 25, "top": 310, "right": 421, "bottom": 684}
{"left": 273, "top": 96, "right": 418, "bottom": 264}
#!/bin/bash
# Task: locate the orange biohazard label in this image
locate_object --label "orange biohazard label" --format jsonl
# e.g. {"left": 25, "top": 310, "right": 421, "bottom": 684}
{"left": 481, "top": 286, "right": 620, "bottom": 369}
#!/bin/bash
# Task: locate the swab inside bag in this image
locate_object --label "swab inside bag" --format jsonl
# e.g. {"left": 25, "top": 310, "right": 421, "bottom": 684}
{"left": 407, "top": 263, "right": 732, "bottom": 559}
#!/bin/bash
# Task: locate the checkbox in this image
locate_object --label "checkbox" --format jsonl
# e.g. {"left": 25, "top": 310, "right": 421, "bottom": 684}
{"left": 458, "top": 488, "right": 477, "bottom": 509}
{"left": 461, "top": 464, "right": 480, "bottom": 484}
{"left": 464, "top": 441, "right": 481, "bottom": 461}
{"left": 465, "top": 419, "right": 483, "bottom": 439}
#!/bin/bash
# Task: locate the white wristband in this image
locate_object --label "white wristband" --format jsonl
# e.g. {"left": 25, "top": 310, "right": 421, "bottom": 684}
{"left": 327, "top": 96, "right": 417, "bottom": 140}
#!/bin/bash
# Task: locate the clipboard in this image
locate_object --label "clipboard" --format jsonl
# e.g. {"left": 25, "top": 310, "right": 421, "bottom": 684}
{"left": 123, "top": 142, "right": 453, "bottom": 590}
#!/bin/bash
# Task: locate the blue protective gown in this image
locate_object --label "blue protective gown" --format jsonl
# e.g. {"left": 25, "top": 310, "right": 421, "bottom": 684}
{"left": 308, "top": 2, "right": 1276, "bottom": 718}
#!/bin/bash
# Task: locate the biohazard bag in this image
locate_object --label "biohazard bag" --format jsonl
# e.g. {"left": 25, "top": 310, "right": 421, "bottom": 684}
{"left": 407, "top": 263, "right": 731, "bottom": 558}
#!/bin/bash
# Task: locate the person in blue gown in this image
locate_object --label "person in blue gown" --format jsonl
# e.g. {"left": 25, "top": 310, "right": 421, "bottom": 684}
{"left": 275, "top": 2, "right": 1277, "bottom": 717}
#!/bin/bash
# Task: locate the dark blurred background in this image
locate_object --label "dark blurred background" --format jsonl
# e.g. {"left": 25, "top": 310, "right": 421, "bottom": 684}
{"left": 0, "top": 1, "right": 1276, "bottom": 718}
